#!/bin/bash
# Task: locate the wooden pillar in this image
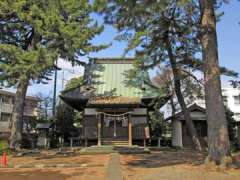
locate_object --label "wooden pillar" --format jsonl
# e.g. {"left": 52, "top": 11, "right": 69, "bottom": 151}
{"left": 143, "top": 138, "right": 146, "bottom": 148}
{"left": 128, "top": 114, "right": 132, "bottom": 146}
{"left": 97, "top": 115, "right": 101, "bottom": 146}
{"left": 70, "top": 138, "right": 73, "bottom": 148}
{"left": 158, "top": 137, "right": 161, "bottom": 147}
{"left": 84, "top": 127, "right": 88, "bottom": 147}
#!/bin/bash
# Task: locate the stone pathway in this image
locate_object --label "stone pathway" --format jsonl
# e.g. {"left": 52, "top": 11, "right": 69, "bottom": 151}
{"left": 107, "top": 153, "right": 123, "bottom": 180}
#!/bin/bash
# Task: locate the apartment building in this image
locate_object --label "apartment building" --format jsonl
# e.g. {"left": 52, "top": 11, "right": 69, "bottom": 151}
{"left": 222, "top": 87, "right": 240, "bottom": 122}
{"left": 0, "top": 90, "right": 39, "bottom": 138}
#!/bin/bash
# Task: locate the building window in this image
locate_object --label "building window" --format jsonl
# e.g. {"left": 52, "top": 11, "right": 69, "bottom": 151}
{"left": 222, "top": 96, "right": 228, "bottom": 106}
{"left": 2, "top": 95, "right": 11, "bottom": 104}
{"left": 0, "top": 113, "right": 10, "bottom": 122}
{"left": 234, "top": 113, "right": 240, "bottom": 120}
{"left": 234, "top": 96, "right": 240, "bottom": 105}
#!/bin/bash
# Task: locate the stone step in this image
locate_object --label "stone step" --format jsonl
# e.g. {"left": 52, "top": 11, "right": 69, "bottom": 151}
{"left": 102, "top": 141, "right": 129, "bottom": 143}
{"left": 102, "top": 140, "right": 129, "bottom": 146}
{"left": 102, "top": 142, "right": 129, "bottom": 144}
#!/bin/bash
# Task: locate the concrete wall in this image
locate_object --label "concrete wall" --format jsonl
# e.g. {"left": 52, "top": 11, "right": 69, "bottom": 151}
{"left": 172, "top": 120, "right": 183, "bottom": 147}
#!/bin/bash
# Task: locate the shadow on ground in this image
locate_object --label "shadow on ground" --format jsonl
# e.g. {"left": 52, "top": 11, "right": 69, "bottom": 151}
{"left": 34, "top": 153, "right": 78, "bottom": 160}
{"left": 123, "top": 150, "right": 206, "bottom": 168}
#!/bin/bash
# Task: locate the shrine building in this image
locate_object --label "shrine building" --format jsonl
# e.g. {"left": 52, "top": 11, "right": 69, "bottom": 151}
{"left": 60, "top": 58, "right": 157, "bottom": 146}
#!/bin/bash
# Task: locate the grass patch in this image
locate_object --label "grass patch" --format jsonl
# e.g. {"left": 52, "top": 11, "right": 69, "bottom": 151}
{"left": 0, "top": 140, "right": 10, "bottom": 154}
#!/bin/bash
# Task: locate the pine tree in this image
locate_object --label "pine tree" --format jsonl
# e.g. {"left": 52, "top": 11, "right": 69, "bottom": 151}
{"left": 0, "top": 0, "right": 106, "bottom": 150}
{"left": 199, "top": 0, "right": 232, "bottom": 166}
{"left": 95, "top": 0, "right": 203, "bottom": 150}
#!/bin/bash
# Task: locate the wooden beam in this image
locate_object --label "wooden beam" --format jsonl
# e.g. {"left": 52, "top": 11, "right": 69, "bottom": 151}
{"left": 97, "top": 115, "right": 101, "bottom": 146}
{"left": 128, "top": 114, "right": 132, "bottom": 146}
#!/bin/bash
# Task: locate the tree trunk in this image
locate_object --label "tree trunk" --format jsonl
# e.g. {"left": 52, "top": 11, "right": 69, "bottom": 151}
{"left": 199, "top": 0, "right": 231, "bottom": 166}
{"left": 166, "top": 38, "right": 202, "bottom": 151}
{"left": 9, "top": 76, "right": 29, "bottom": 150}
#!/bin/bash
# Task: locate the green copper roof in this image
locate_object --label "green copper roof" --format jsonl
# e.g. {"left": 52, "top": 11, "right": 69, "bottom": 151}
{"left": 93, "top": 59, "right": 142, "bottom": 97}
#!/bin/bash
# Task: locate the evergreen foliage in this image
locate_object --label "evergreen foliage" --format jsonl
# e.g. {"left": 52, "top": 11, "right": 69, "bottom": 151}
{"left": 36, "top": 92, "right": 53, "bottom": 120}
{"left": 62, "top": 76, "right": 84, "bottom": 93}
{"left": 0, "top": 0, "right": 106, "bottom": 149}
{"left": 56, "top": 76, "right": 84, "bottom": 141}
{"left": 56, "top": 102, "right": 76, "bottom": 140}
{"left": 0, "top": 0, "right": 106, "bottom": 86}
{"left": 226, "top": 108, "right": 236, "bottom": 142}
{"left": 94, "top": 0, "right": 238, "bottom": 153}
{"left": 94, "top": 0, "right": 205, "bottom": 150}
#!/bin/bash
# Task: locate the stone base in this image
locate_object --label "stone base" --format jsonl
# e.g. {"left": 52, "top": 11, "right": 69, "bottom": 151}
{"left": 79, "top": 145, "right": 150, "bottom": 154}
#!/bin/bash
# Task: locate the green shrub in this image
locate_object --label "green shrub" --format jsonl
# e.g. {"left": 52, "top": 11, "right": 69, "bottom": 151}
{"left": 0, "top": 140, "right": 9, "bottom": 154}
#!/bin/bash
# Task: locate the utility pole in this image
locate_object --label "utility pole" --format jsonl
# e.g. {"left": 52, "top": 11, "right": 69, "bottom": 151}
{"left": 0, "top": 95, "right": 2, "bottom": 122}
{"left": 52, "top": 61, "right": 58, "bottom": 117}
{"left": 62, "top": 70, "right": 65, "bottom": 91}
{"left": 0, "top": 86, "right": 2, "bottom": 122}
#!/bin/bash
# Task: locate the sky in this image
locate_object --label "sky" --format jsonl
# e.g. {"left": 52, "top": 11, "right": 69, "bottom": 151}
{"left": 217, "top": 0, "right": 240, "bottom": 85}
{"left": 3, "top": 1, "right": 240, "bottom": 99}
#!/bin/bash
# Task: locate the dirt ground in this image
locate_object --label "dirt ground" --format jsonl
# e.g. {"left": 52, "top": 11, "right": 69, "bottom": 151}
{"left": 0, "top": 167, "right": 106, "bottom": 180}
{"left": 7, "top": 152, "right": 109, "bottom": 167}
{"left": 120, "top": 150, "right": 240, "bottom": 180}
{"left": 0, "top": 149, "right": 240, "bottom": 180}
{"left": 0, "top": 152, "right": 109, "bottom": 180}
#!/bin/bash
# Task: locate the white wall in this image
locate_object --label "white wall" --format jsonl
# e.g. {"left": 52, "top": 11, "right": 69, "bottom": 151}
{"left": 222, "top": 88, "right": 240, "bottom": 122}
{"left": 172, "top": 120, "right": 183, "bottom": 147}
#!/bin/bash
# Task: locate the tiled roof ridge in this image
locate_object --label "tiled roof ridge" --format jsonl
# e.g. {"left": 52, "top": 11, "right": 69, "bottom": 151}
{"left": 94, "top": 57, "right": 135, "bottom": 64}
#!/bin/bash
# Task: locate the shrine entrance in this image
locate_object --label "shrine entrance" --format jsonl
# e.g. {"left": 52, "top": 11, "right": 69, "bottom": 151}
{"left": 102, "top": 115, "right": 128, "bottom": 139}
{"left": 96, "top": 111, "right": 132, "bottom": 146}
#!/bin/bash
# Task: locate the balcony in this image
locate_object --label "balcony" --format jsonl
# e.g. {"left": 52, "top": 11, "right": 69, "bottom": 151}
{"left": 1, "top": 103, "right": 38, "bottom": 117}
{"left": 1, "top": 104, "right": 13, "bottom": 114}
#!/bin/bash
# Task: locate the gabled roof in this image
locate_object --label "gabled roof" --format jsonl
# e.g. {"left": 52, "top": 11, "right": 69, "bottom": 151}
{"left": 165, "top": 103, "right": 206, "bottom": 121}
{"left": 60, "top": 57, "right": 163, "bottom": 110}
{"left": 92, "top": 58, "right": 142, "bottom": 97}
